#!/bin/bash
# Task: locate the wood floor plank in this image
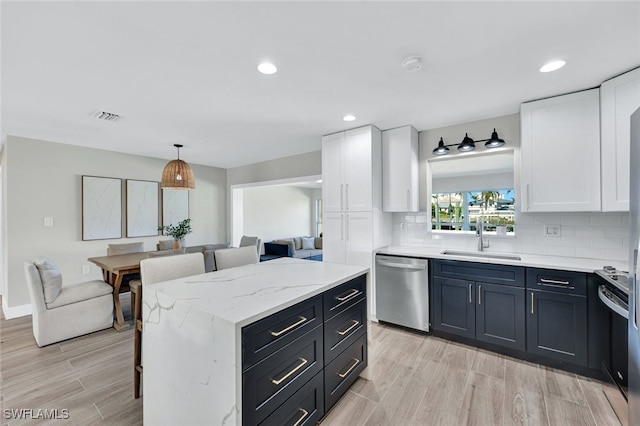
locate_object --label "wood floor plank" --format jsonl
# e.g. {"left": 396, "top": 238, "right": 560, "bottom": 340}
{"left": 504, "top": 358, "right": 548, "bottom": 426}
{"left": 409, "top": 363, "right": 470, "bottom": 425}
{"left": 544, "top": 394, "right": 596, "bottom": 426}
{"left": 321, "top": 390, "right": 377, "bottom": 426}
{"left": 579, "top": 379, "right": 623, "bottom": 426}
{"left": 472, "top": 348, "right": 506, "bottom": 380}
{"left": 457, "top": 371, "right": 505, "bottom": 426}
{"left": 540, "top": 366, "right": 587, "bottom": 406}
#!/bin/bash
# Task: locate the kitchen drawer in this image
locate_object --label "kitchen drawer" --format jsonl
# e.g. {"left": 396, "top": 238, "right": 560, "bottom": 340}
{"left": 324, "top": 333, "right": 368, "bottom": 411}
{"left": 324, "top": 274, "right": 366, "bottom": 320}
{"left": 243, "top": 295, "right": 323, "bottom": 370}
{"left": 324, "top": 298, "right": 367, "bottom": 364}
{"left": 243, "top": 325, "right": 323, "bottom": 425}
{"left": 259, "top": 371, "right": 324, "bottom": 426}
{"left": 432, "top": 260, "right": 525, "bottom": 287}
{"left": 526, "top": 268, "right": 587, "bottom": 296}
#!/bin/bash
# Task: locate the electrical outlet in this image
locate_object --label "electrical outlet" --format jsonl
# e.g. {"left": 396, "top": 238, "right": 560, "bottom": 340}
{"left": 43, "top": 217, "right": 54, "bottom": 227}
{"left": 545, "top": 225, "right": 561, "bottom": 237}
{"left": 82, "top": 265, "right": 91, "bottom": 274}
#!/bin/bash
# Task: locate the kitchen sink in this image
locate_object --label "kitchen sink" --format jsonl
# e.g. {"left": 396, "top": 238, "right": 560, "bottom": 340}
{"left": 441, "top": 250, "right": 521, "bottom": 261}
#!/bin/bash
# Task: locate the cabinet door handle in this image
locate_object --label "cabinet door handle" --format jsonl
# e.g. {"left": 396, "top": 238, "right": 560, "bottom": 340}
{"left": 346, "top": 214, "right": 350, "bottom": 241}
{"left": 525, "top": 184, "right": 530, "bottom": 211}
{"left": 337, "top": 357, "right": 360, "bottom": 378}
{"left": 345, "top": 183, "right": 349, "bottom": 210}
{"left": 293, "top": 408, "right": 309, "bottom": 426}
{"left": 531, "top": 292, "right": 534, "bottom": 314}
{"left": 468, "top": 283, "right": 472, "bottom": 303}
{"left": 407, "top": 189, "right": 411, "bottom": 210}
{"left": 478, "top": 285, "right": 482, "bottom": 305}
{"left": 540, "top": 278, "right": 572, "bottom": 287}
{"left": 270, "top": 316, "right": 308, "bottom": 337}
{"left": 337, "top": 320, "right": 360, "bottom": 336}
{"left": 271, "top": 357, "right": 308, "bottom": 385}
{"left": 340, "top": 215, "right": 344, "bottom": 241}
{"left": 336, "top": 289, "right": 360, "bottom": 302}
{"left": 340, "top": 184, "right": 344, "bottom": 211}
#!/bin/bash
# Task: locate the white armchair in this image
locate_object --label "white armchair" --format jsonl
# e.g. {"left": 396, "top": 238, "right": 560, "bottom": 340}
{"left": 24, "top": 259, "right": 114, "bottom": 347}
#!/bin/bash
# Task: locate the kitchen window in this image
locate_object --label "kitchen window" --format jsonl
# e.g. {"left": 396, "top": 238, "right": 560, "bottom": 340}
{"left": 431, "top": 189, "right": 515, "bottom": 233}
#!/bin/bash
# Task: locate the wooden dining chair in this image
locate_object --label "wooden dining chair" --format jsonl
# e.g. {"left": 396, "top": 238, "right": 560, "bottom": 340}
{"left": 131, "top": 252, "right": 205, "bottom": 398}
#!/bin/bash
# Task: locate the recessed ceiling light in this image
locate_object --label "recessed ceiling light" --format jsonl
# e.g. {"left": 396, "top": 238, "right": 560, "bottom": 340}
{"left": 540, "top": 60, "right": 566, "bottom": 73}
{"left": 343, "top": 114, "right": 356, "bottom": 122}
{"left": 257, "top": 62, "right": 277, "bottom": 75}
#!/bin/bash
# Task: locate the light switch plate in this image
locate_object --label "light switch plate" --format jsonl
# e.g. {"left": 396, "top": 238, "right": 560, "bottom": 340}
{"left": 44, "top": 217, "right": 54, "bottom": 227}
{"left": 82, "top": 265, "right": 91, "bottom": 275}
{"left": 545, "top": 225, "right": 561, "bottom": 237}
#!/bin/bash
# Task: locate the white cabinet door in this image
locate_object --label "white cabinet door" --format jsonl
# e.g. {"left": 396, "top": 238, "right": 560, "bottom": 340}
{"left": 520, "top": 89, "right": 601, "bottom": 212}
{"left": 343, "top": 126, "right": 373, "bottom": 212}
{"left": 322, "top": 212, "right": 346, "bottom": 263}
{"left": 345, "top": 211, "right": 373, "bottom": 268}
{"left": 322, "top": 132, "right": 345, "bottom": 212}
{"left": 601, "top": 67, "right": 640, "bottom": 212}
{"left": 382, "top": 125, "right": 419, "bottom": 212}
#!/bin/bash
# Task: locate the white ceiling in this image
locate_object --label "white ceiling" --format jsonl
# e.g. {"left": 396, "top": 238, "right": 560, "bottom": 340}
{"left": 2, "top": 1, "right": 639, "bottom": 169}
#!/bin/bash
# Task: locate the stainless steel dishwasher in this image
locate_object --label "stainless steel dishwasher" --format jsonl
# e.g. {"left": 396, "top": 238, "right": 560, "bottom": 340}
{"left": 375, "top": 254, "right": 429, "bottom": 332}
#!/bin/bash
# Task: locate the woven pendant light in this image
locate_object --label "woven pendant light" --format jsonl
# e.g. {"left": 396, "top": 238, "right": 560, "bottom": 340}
{"left": 161, "top": 144, "right": 195, "bottom": 189}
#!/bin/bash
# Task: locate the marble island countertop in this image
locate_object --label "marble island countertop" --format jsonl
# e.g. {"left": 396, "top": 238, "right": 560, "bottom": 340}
{"left": 143, "top": 257, "right": 369, "bottom": 328}
{"left": 376, "top": 245, "right": 628, "bottom": 273}
{"left": 142, "top": 257, "right": 370, "bottom": 426}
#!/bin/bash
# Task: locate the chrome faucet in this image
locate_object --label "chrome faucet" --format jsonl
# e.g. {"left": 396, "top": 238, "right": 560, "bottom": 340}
{"left": 477, "top": 218, "right": 490, "bottom": 251}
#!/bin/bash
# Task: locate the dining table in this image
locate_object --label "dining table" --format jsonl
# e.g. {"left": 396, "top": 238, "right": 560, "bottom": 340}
{"left": 88, "top": 250, "right": 186, "bottom": 331}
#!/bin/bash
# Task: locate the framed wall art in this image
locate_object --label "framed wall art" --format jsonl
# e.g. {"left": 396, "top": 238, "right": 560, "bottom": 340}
{"left": 126, "top": 179, "right": 160, "bottom": 237}
{"left": 82, "top": 176, "right": 122, "bottom": 240}
{"left": 162, "top": 188, "right": 189, "bottom": 227}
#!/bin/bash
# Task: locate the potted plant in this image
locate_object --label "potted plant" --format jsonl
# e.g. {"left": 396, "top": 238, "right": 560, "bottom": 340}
{"left": 159, "top": 218, "right": 192, "bottom": 249}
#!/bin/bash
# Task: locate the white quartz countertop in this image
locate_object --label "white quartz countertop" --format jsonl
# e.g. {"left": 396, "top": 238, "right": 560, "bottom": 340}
{"left": 376, "top": 245, "right": 628, "bottom": 273}
{"left": 144, "top": 257, "right": 369, "bottom": 328}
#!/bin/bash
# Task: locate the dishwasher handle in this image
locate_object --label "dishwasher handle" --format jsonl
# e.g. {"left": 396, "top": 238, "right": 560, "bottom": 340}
{"left": 376, "top": 260, "right": 426, "bottom": 271}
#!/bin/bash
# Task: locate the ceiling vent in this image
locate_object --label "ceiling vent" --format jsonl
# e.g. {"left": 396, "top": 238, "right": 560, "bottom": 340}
{"left": 92, "top": 110, "right": 120, "bottom": 121}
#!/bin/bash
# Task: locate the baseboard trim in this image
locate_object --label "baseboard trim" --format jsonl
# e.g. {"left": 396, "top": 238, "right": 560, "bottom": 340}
{"left": 2, "top": 299, "right": 32, "bottom": 319}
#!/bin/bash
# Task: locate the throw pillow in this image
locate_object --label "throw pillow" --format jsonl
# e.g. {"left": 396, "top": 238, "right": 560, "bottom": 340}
{"left": 302, "top": 237, "right": 315, "bottom": 250}
{"left": 314, "top": 237, "right": 323, "bottom": 249}
{"left": 34, "top": 257, "right": 63, "bottom": 303}
{"left": 293, "top": 237, "right": 303, "bottom": 250}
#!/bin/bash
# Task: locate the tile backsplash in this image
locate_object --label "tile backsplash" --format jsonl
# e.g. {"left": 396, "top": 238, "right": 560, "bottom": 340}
{"left": 392, "top": 211, "right": 630, "bottom": 262}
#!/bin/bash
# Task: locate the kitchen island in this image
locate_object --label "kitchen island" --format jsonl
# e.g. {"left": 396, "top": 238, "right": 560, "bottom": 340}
{"left": 142, "top": 257, "right": 370, "bottom": 425}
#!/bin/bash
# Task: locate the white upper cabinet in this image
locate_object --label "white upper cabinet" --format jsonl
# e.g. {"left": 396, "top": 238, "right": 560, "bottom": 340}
{"left": 520, "top": 88, "right": 601, "bottom": 212}
{"left": 322, "top": 126, "right": 376, "bottom": 212}
{"left": 382, "top": 125, "right": 419, "bottom": 212}
{"left": 600, "top": 67, "right": 640, "bottom": 212}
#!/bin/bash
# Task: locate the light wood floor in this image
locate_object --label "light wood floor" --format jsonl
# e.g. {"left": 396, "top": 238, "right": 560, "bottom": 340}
{"left": 1, "top": 297, "right": 628, "bottom": 426}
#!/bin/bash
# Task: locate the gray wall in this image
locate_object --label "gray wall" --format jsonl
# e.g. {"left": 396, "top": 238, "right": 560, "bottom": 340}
{"left": 3, "top": 136, "right": 227, "bottom": 314}
{"left": 227, "top": 151, "right": 321, "bottom": 186}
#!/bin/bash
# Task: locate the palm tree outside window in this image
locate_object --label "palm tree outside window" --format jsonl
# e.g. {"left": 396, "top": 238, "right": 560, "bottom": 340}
{"left": 432, "top": 189, "right": 515, "bottom": 232}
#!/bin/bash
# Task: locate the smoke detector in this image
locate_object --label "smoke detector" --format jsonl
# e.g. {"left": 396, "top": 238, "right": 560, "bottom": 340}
{"left": 402, "top": 56, "right": 424, "bottom": 72}
{"left": 92, "top": 110, "right": 120, "bottom": 121}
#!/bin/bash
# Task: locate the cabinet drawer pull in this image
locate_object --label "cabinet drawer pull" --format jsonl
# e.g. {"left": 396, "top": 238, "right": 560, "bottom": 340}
{"left": 336, "top": 289, "right": 360, "bottom": 302}
{"left": 531, "top": 292, "right": 534, "bottom": 314}
{"left": 271, "top": 357, "right": 308, "bottom": 385}
{"left": 337, "top": 357, "right": 360, "bottom": 378}
{"left": 540, "top": 278, "right": 573, "bottom": 288}
{"left": 337, "top": 320, "right": 360, "bottom": 336}
{"left": 270, "top": 316, "right": 308, "bottom": 337}
{"left": 293, "top": 408, "right": 309, "bottom": 426}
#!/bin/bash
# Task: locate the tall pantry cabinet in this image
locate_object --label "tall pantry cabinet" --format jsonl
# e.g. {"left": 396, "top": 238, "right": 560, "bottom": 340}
{"left": 322, "top": 125, "right": 391, "bottom": 269}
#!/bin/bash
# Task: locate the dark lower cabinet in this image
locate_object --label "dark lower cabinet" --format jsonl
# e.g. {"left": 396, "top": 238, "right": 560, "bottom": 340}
{"left": 526, "top": 289, "right": 588, "bottom": 366}
{"left": 432, "top": 277, "right": 475, "bottom": 339}
{"left": 242, "top": 274, "right": 367, "bottom": 425}
{"left": 432, "top": 265, "right": 525, "bottom": 352}
{"left": 476, "top": 282, "right": 525, "bottom": 351}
